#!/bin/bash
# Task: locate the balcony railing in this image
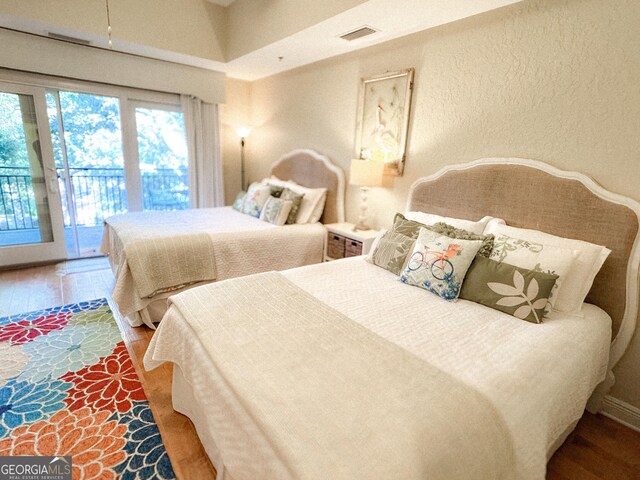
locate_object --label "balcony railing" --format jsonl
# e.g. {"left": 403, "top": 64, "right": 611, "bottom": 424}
{"left": 0, "top": 166, "right": 189, "bottom": 231}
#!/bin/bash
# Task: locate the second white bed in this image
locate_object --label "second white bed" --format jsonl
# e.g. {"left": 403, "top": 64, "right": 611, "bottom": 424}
{"left": 145, "top": 256, "right": 611, "bottom": 480}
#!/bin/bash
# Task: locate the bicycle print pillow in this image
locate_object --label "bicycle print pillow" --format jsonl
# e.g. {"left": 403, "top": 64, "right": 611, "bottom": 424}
{"left": 400, "top": 227, "right": 483, "bottom": 301}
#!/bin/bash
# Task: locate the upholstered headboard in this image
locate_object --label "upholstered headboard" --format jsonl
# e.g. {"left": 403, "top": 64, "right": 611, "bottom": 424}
{"left": 407, "top": 158, "right": 640, "bottom": 368}
{"left": 270, "top": 149, "right": 345, "bottom": 224}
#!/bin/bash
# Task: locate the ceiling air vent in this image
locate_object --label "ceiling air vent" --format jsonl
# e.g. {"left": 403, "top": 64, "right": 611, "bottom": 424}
{"left": 47, "top": 32, "right": 92, "bottom": 46}
{"left": 339, "top": 26, "right": 377, "bottom": 42}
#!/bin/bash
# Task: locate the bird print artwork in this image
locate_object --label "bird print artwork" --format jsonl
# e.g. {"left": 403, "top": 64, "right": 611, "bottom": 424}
{"left": 357, "top": 69, "right": 414, "bottom": 176}
{"left": 363, "top": 83, "right": 403, "bottom": 164}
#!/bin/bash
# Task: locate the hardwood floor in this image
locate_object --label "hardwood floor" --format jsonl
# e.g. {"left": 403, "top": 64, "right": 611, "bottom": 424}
{"left": 1, "top": 258, "right": 640, "bottom": 480}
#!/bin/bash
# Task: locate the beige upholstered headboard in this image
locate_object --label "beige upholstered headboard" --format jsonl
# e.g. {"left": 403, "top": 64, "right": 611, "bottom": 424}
{"left": 270, "top": 149, "right": 345, "bottom": 224}
{"left": 407, "top": 158, "right": 640, "bottom": 368}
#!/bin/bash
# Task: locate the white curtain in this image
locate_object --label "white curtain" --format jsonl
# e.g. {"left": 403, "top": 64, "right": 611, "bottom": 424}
{"left": 181, "top": 95, "right": 225, "bottom": 208}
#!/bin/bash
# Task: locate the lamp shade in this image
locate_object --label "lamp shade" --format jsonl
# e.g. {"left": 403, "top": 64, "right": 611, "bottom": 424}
{"left": 349, "top": 159, "right": 384, "bottom": 187}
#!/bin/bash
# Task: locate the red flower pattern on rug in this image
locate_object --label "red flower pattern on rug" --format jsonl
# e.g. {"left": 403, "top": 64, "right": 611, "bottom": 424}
{"left": 0, "top": 407, "right": 127, "bottom": 480}
{"left": 0, "top": 313, "right": 70, "bottom": 345}
{"left": 62, "top": 342, "right": 147, "bottom": 413}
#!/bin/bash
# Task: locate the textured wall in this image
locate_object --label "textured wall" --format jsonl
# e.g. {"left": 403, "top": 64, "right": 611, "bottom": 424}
{"left": 222, "top": 0, "right": 640, "bottom": 409}
{"left": 0, "top": 0, "right": 227, "bottom": 61}
{"left": 220, "top": 79, "right": 251, "bottom": 205}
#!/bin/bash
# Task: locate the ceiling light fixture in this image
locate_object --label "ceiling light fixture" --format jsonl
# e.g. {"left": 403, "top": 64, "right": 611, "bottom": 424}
{"left": 105, "top": 0, "right": 113, "bottom": 49}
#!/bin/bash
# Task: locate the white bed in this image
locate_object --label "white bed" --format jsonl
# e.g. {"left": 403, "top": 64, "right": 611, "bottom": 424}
{"left": 144, "top": 158, "right": 640, "bottom": 479}
{"left": 102, "top": 149, "right": 345, "bottom": 327}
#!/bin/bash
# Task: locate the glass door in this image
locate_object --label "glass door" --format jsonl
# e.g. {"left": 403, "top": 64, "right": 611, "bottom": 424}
{"left": 0, "top": 82, "right": 66, "bottom": 266}
{"left": 46, "top": 90, "right": 127, "bottom": 258}
{"left": 132, "top": 103, "right": 190, "bottom": 211}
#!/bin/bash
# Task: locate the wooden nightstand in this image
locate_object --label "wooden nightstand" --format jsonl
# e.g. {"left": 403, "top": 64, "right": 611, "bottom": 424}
{"left": 324, "top": 223, "right": 379, "bottom": 261}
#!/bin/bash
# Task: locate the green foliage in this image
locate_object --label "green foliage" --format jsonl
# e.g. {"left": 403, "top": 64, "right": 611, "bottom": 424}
{"left": 1, "top": 89, "right": 190, "bottom": 231}
{"left": 0, "top": 93, "right": 29, "bottom": 168}
{"left": 2, "top": 91, "right": 188, "bottom": 171}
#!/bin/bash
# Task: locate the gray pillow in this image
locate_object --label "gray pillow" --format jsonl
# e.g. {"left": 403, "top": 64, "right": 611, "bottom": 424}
{"left": 460, "top": 256, "right": 558, "bottom": 324}
{"left": 280, "top": 188, "right": 304, "bottom": 225}
{"left": 269, "top": 185, "right": 284, "bottom": 198}
{"left": 429, "top": 222, "right": 495, "bottom": 258}
{"left": 369, "top": 231, "right": 416, "bottom": 275}
{"left": 392, "top": 213, "right": 427, "bottom": 238}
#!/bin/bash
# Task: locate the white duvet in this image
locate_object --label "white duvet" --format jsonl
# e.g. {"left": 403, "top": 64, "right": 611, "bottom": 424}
{"left": 102, "top": 206, "right": 325, "bottom": 326}
{"left": 145, "top": 256, "right": 611, "bottom": 479}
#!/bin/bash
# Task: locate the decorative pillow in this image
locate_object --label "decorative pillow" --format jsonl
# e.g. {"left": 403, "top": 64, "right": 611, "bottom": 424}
{"left": 365, "top": 215, "right": 420, "bottom": 274}
{"left": 259, "top": 197, "right": 293, "bottom": 226}
{"left": 460, "top": 256, "right": 559, "bottom": 324}
{"left": 241, "top": 182, "right": 272, "bottom": 218}
{"left": 368, "top": 231, "right": 417, "bottom": 275}
{"left": 484, "top": 223, "right": 611, "bottom": 316}
{"left": 404, "top": 212, "right": 501, "bottom": 235}
{"left": 392, "top": 213, "right": 427, "bottom": 239}
{"left": 400, "top": 228, "right": 483, "bottom": 301}
{"left": 489, "top": 233, "right": 579, "bottom": 312}
{"left": 428, "top": 222, "right": 494, "bottom": 258}
{"left": 280, "top": 188, "right": 304, "bottom": 224}
{"left": 232, "top": 191, "right": 245, "bottom": 212}
{"left": 390, "top": 215, "right": 493, "bottom": 259}
{"left": 269, "top": 185, "right": 284, "bottom": 198}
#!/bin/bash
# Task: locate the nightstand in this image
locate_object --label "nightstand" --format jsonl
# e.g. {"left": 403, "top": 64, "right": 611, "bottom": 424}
{"left": 324, "top": 223, "right": 379, "bottom": 261}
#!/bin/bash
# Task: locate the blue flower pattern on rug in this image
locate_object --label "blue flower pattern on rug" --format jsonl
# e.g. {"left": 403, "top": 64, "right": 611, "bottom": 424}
{"left": 114, "top": 402, "right": 175, "bottom": 480}
{"left": 0, "top": 378, "right": 70, "bottom": 438}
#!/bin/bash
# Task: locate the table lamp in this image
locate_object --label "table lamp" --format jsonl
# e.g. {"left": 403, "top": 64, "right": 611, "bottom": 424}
{"left": 349, "top": 159, "right": 384, "bottom": 231}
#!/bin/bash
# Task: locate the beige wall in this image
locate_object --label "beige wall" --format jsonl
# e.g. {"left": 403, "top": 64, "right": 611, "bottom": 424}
{"left": 221, "top": 78, "right": 251, "bottom": 205}
{"left": 0, "top": 29, "right": 226, "bottom": 104}
{"left": 0, "top": 0, "right": 227, "bottom": 62}
{"left": 222, "top": 0, "right": 640, "bottom": 408}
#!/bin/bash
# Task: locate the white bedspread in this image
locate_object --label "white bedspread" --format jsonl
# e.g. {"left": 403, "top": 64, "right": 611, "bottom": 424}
{"left": 102, "top": 207, "right": 325, "bottom": 326}
{"left": 145, "top": 257, "right": 611, "bottom": 479}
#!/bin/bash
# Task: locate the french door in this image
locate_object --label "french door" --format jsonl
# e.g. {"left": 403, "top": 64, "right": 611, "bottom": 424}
{"left": 0, "top": 75, "right": 189, "bottom": 266}
{"left": 0, "top": 82, "right": 67, "bottom": 265}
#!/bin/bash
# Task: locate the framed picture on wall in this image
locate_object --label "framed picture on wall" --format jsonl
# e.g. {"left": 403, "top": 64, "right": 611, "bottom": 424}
{"left": 354, "top": 68, "right": 414, "bottom": 176}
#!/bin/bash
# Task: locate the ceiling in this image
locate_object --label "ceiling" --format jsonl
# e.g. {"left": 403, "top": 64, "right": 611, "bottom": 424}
{"left": 0, "top": 0, "right": 524, "bottom": 81}
{"left": 222, "top": 0, "right": 524, "bottom": 80}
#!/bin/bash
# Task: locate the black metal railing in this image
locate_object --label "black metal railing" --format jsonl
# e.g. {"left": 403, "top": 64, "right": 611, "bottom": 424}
{"left": 0, "top": 166, "right": 189, "bottom": 231}
{"left": 0, "top": 166, "right": 38, "bottom": 230}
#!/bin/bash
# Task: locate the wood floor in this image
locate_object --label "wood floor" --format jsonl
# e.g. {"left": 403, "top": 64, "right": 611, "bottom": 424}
{"left": 1, "top": 258, "right": 640, "bottom": 480}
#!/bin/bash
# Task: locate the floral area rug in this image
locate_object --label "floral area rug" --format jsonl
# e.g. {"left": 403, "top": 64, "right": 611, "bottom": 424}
{"left": 0, "top": 298, "right": 176, "bottom": 480}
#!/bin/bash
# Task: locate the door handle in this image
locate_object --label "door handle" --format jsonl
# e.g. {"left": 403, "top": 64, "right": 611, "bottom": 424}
{"left": 44, "top": 165, "right": 59, "bottom": 194}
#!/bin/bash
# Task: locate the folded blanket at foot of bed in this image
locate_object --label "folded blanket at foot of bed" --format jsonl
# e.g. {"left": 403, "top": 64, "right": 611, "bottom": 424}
{"left": 105, "top": 211, "right": 217, "bottom": 299}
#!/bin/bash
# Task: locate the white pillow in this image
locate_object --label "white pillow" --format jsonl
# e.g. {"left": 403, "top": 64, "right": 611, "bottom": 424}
{"left": 366, "top": 229, "right": 388, "bottom": 263}
{"left": 485, "top": 223, "right": 610, "bottom": 316}
{"left": 403, "top": 212, "right": 502, "bottom": 235}
{"left": 307, "top": 189, "right": 327, "bottom": 223}
{"left": 264, "top": 176, "right": 297, "bottom": 190}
